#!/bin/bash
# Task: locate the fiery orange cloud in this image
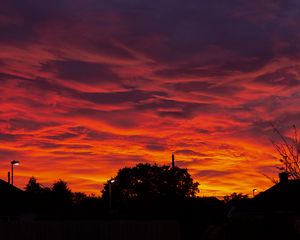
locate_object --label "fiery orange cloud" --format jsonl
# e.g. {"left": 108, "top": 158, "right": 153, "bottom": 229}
{"left": 1, "top": 0, "right": 300, "bottom": 196}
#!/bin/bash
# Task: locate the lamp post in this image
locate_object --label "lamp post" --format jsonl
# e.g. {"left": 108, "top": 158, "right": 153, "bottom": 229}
{"left": 108, "top": 179, "right": 115, "bottom": 211}
{"left": 11, "top": 160, "right": 20, "bottom": 186}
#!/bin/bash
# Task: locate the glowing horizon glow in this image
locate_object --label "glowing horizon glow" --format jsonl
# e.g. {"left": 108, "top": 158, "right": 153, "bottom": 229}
{"left": 1, "top": 0, "right": 300, "bottom": 197}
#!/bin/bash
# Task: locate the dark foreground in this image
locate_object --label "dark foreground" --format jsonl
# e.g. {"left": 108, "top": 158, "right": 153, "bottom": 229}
{"left": 0, "top": 215, "right": 300, "bottom": 240}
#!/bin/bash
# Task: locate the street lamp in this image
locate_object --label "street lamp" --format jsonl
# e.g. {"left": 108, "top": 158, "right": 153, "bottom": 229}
{"left": 108, "top": 179, "right": 115, "bottom": 211}
{"left": 11, "top": 160, "right": 20, "bottom": 186}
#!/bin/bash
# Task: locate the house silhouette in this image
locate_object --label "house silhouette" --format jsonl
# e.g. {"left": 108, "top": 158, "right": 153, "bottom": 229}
{"left": 226, "top": 173, "right": 300, "bottom": 240}
{"left": 255, "top": 172, "right": 300, "bottom": 211}
{"left": 0, "top": 179, "right": 27, "bottom": 218}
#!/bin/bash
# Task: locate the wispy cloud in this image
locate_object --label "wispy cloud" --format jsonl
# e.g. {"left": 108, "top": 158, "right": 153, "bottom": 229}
{"left": 0, "top": 0, "right": 299, "bottom": 195}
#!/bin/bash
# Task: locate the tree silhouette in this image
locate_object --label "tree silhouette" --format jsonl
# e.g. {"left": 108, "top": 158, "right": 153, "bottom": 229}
{"left": 272, "top": 124, "right": 300, "bottom": 179}
{"left": 51, "top": 179, "right": 73, "bottom": 207}
{"left": 73, "top": 192, "right": 88, "bottom": 205}
{"left": 224, "top": 192, "right": 248, "bottom": 204}
{"left": 101, "top": 163, "right": 199, "bottom": 203}
{"left": 25, "top": 177, "right": 52, "bottom": 213}
{"left": 25, "top": 177, "right": 43, "bottom": 194}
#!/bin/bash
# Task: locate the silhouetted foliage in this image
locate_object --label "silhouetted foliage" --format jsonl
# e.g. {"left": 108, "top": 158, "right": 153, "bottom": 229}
{"left": 24, "top": 177, "right": 52, "bottom": 215}
{"left": 25, "top": 177, "right": 43, "bottom": 194}
{"left": 51, "top": 179, "right": 73, "bottom": 207}
{"left": 101, "top": 163, "right": 199, "bottom": 204}
{"left": 224, "top": 192, "right": 248, "bottom": 204}
{"left": 272, "top": 124, "right": 300, "bottom": 179}
{"left": 72, "top": 192, "right": 88, "bottom": 205}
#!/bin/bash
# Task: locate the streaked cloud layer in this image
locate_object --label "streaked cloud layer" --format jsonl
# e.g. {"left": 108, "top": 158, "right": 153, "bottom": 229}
{"left": 1, "top": 0, "right": 300, "bottom": 195}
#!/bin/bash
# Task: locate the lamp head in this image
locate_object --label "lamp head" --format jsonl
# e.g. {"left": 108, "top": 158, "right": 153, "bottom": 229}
{"left": 11, "top": 160, "right": 20, "bottom": 165}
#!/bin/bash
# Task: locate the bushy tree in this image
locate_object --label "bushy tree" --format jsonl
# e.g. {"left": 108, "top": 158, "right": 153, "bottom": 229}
{"left": 224, "top": 192, "right": 248, "bottom": 204}
{"left": 52, "top": 179, "right": 73, "bottom": 207}
{"left": 101, "top": 163, "right": 199, "bottom": 202}
{"left": 73, "top": 192, "right": 88, "bottom": 205}
{"left": 25, "top": 177, "right": 52, "bottom": 212}
{"left": 25, "top": 177, "right": 43, "bottom": 194}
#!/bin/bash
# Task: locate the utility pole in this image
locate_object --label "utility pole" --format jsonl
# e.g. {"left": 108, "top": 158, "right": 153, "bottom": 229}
{"left": 172, "top": 153, "right": 175, "bottom": 169}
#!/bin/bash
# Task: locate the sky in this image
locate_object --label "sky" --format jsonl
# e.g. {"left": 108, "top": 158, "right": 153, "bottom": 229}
{"left": 1, "top": 0, "right": 300, "bottom": 196}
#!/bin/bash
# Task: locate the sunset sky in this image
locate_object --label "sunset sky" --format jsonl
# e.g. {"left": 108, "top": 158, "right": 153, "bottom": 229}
{"left": 1, "top": 0, "right": 300, "bottom": 196}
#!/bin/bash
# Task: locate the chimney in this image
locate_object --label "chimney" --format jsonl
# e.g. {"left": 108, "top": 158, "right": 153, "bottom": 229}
{"left": 172, "top": 153, "right": 175, "bottom": 169}
{"left": 279, "top": 172, "right": 289, "bottom": 184}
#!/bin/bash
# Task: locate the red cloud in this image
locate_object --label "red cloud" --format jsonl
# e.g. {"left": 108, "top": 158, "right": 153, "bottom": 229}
{"left": 0, "top": 0, "right": 300, "bottom": 196}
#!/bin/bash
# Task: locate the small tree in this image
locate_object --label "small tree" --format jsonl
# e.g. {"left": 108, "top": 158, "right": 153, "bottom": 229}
{"left": 25, "top": 177, "right": 43, "bottom": 194}
{"left": 52, "top": 179, "right": 73, "bottom": 207}
{"left": 25, "top": 177, "right": 52, "bottom": 212}
{"left": 73, "top": 192, "right": 88, "bottom": 205}
{"left": 272, "top": 124, "right": 300, "bottom": 179}
{"left": 224, "top": 192, "right": 248, "bottom": 204}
